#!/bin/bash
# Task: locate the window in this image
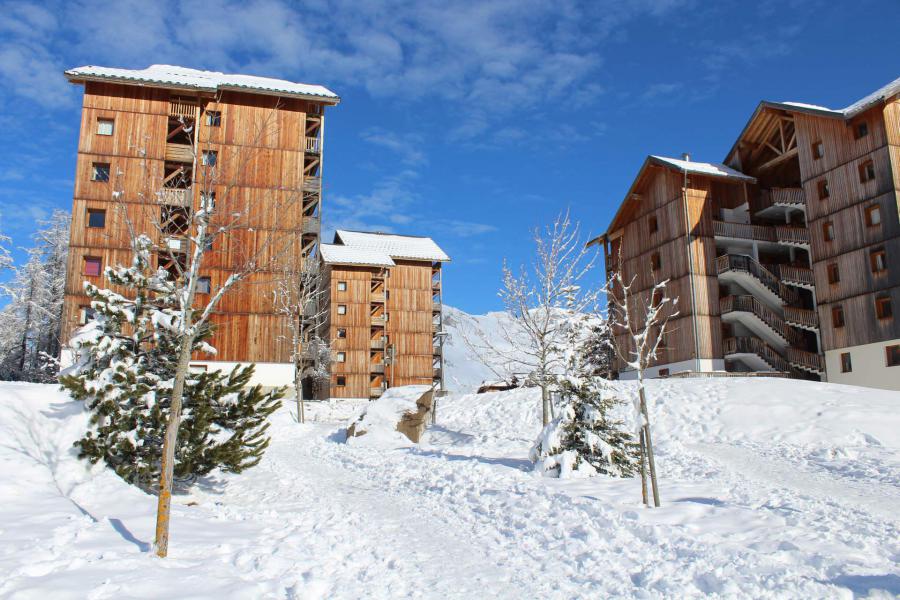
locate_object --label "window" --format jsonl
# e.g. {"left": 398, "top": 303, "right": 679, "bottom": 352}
{"left": 854, "top": 121, "right": 869, "bottom": 140}
{"left": 201, "top": 191, "right": 216, "bottom": 210}
{"left": 870, "top": 248, "right": 887, "bottom": 273}
{"left": 84, "top": 256, "right": 102, "bottom": 277}
{"left": 205, "top": 111, "right": 221, "bottom": 127}
{"left": 652, "top": 289, "right": 663, "bottom": 307}
{"left": 337, "top": 328, "right": 347, "bottom": 339}
{"left": 337, "top": 304, "right": 347, "bottom": 315}
{"left": 887, "top": 344, "right": 900, "bottom": 367}
{"left": 822, "top": 221, "right": 835, "bottom": 241}
{"left": 658, "top": 368, "right": 670, "bottom": 377}
{"left": 827, "top": 263, "right": 840, "bottom": 284}
{"left": 832, "top": 305, "right": 845, "bottom": 328}
{"left": 87, "top": 208, "right": 106, "bottom": 228}
{"left": 201, "top": 151, "right": 218, "bottom": 167}
{"left": 79, "top": 305, "right": 96, "bottom": 325}
{"left": 197, "top": 277, "right": 211, "bottom": 294}
{"left": 811, "top": 141, "right": 824, "bottom": 159}
{"left": 875, "top": 297, "right": 893, "bottom": 320}
{"left": 865, "top": 205, "right": 882, "bottom": 227}
{"left": 817, "top": 179, "right": 830, "bottom": 200}
{"left": 651, "top": 252, "right": 661, "bottom": 271}
{"left": 859, "top": 160, "right": 875, "bottom": 183}
{"left": 337, "top": 281, "right": 347, "bottom": 291}
{"left": 840, "top": 352, "right": 852, "bottom": 373}
{"left": 648, "top": 215, "right": 658, "bottom": 234}
{"left": 336, "top": 352, "right": 346, "bottom": 363}
{"left": 91, "top": 162, "right": 110, "bottom": 182}
{"left": 97, "top": 118, "right": 114, "bottom": 136}
{"left": 336, "top": 376, "right": 346, "bottom": 386}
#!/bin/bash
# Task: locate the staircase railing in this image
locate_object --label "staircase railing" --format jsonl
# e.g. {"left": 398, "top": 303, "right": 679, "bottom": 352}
{"left": 772, "top": 264, "right": 815, "bottom": 286}
{"left": 720, "top": 295, "right": 805, "bottom": 347}
{"left": 723, "top": 336, "right": 791, "bottom": 373}
{"left": 783, "top": 306, "right": 818, "bottom": 329}
{"left": 786, "top": 347, "right": 824, "bottom": 373}
{"left": 715, "top": 254, "right": 799, "bottom": 305}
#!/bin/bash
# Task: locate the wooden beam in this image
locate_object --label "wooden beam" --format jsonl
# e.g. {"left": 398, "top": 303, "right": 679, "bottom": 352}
{"left": 758, "top": 146, "right": 798, "bottom": 171}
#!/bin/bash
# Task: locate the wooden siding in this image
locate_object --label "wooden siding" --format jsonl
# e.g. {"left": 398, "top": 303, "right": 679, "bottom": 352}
{"left": 387, "top": 260, "right": 436, "bottom": 387}
{"left": 327, "top": 266, "right": 375, "bottom": 399}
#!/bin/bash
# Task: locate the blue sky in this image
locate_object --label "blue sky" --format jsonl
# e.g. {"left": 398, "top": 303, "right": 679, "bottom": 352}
{"left": 0, "top": 0, "right": 898, "bottom": 314}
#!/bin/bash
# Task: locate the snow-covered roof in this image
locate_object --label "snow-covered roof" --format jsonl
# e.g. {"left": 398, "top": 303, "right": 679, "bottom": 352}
{"left": 65, "top": 64, "right": 340, "bottom": 103}
{"left": 769, "top": 76, "right": 900, "bottom": 119}
{"left": 334, "top": 230, "right": 450, "bottom": 262}
{"left": 649, "top": 155, "right": 756, "bottom": 182}
{"left": 319, "top": 244, "right": 395, "bottom": 267}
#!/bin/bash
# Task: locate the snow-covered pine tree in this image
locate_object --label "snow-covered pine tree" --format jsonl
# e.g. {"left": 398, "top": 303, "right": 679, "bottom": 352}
{"left": 530, "top": 320, "right": 639, "bottom": 478}
{"left": 60, "top": 235, "right": 284, "bottom": 491}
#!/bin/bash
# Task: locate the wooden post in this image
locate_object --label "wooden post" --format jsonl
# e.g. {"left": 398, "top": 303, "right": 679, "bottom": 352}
{"left": 639, "top": 385, "right": 661, "bottom": 507}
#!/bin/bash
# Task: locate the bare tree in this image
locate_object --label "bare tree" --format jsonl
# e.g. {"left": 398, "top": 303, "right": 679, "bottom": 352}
{"left": 467, "top": 211, "right": 599, "bottom": 426}
{"left": 604, "top": 257, "right": 679, "bottom": 508}
{"left": 95, "top": 98, "right": 307, "bottom": 557}
{"left": 273, "top": 252, "right": 330, "bottom": 423}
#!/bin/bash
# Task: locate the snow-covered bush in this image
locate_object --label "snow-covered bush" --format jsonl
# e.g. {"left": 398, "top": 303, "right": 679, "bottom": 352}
{"left": 59, "top": 236, "right": 283, "bottom": 490}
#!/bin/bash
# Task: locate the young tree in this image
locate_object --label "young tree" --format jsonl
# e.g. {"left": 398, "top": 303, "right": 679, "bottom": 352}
{"left": 60, "top": 235, "right": 283, "bottom": 490}
{"left": 605, "top": 261, "right": 678, "bottom": 507}
{"left": 467, "top": 211, "right": 598, "bottom": 425}
{"left": 273, "top": 255, "right": 330, "bottom": 423}
{"left": 530, "top": 318, "right": 639, "bottom": 478}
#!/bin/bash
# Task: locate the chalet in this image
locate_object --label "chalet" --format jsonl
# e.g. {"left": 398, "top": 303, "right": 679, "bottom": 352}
{"left": 62, "top": 64, "right": 339, "bottom": 385}
{"left": 596, "top": 76, "right": 900, "bottom": 391}
{"left": 320, "top": 231, "right": 449, "bottom": 399}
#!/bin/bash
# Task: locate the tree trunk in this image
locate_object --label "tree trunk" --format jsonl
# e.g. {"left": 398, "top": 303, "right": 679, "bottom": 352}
{"left": 154, "top": 335, "right": 193, "bottom": 558}
{"left": 638, "top": 385, "right": 660, "bottom": 507}
{"left": 541, "top": 384, "right": 550, "bottom": 426}
{"left": 639, "top": 428, "right": 648, "bottom": 506}
{"left": 295, "top": 366, "right": 305, "bottom": 424}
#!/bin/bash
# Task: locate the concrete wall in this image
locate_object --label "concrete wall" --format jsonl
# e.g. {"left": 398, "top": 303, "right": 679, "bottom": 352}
{"left": 824, "top": 339, "right": 900, "bottom": 391}
{"left": 619, "top": 358, "right": 725, "bottom": 380}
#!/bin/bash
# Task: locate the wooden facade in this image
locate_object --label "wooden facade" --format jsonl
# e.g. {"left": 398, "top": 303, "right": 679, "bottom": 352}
{"left": 63, "top": 67, "right": 339, "bottom": 381}
{"left": 600, "top": 77, "right": 900, "bottom": 388}
{"left": 321, "top": 233, "right": 448, "bottom": 399}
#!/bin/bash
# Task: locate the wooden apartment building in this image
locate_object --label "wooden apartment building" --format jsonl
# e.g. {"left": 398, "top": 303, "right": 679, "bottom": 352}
{"left": 320, "top": 231, "right": 449, "bottom": 399}
{"left": 597, "top": 76, "right": 900, "bottom": 391}
{"left": 61, "top": 65, "right": 339, "bottom": 385}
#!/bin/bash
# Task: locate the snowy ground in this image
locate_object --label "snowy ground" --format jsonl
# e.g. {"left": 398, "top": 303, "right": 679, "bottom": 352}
{"left": 1, "top": 378, "right": 899, "bottom": 599}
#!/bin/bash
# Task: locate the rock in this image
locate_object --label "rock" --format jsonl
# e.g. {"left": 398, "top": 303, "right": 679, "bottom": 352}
{"left": 345, "top": 385, "right": 435, "bottom": 444}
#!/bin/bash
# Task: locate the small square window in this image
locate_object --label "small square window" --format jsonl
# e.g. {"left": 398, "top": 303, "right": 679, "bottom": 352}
{"left": 336, "top": 375, "right": 346, "bottom": 386}
{"left": 827, "top": 263, "right": 840, "bottom": 284}
{"left": 79, "top": 305, "right": 96, "bottom": 325}
{"left": 859, "top": 160, "right": 875, "bottom": 183}
{"left": 336, "top": 351, "right": 346, "bottom": 363}
{"left": 648, "top": 215, "right": 658, "bottom": 234}
{"left": 87, "top": 208, "right": 106, "bottom": 228}
{"left": 201, "top": 151, "right": 218, "bottom": 167}
{"left": 337, "top": 304, "right": 347, "bottom": 315}
{"left": 887, "top": 345, "right": 900, "bottom": 367}
{"left": 337, "top": 328, "right": 347, "bottom": 339}
{"left": 337, "top": 281, "right": 347, "bottom": 292}
{"left": 205, "top": 111, "right": 221, "bottom": 127}
{"left": 91, "top": 162, "right": 110, "bottom": 182}
{"left": 840, "top": 352, "right": 852, "bottom": 373}
{"left": 865, "top": 205, "right": 881, "bottom": 227}
{"left": 854, "top": 121, "right": 869, "bottom": 140}
{"left": 870, "top": 248, "right": 887, "bottom": 273}
{"left": 876, "top": 297, "right": 892, "bottom": 320}
{"left": 201, "top": 191, "right": 216, "bottom": 210}
{"left": 197, "top": 277, "right": 211, "bottom": 294}
{"left": 812, "top": 141, "right": 824, "bottom": 160}
{"left": 97, "top": 118, "right": 114, "bottom": 136}
{"left": 832, "top": 305, "right": 845, "bottom": 328}
{"left": 658, "top": 368, "right": 670, "bottom": 377}
{"left": 84, "top": 256, "right": 102, "bottom": 277}
{"left": 650, "top": 252, "right": 661, "bottom": 271}
{"left": 817, "top": 179, "right": 829, "bottom": 200}
{"left": 822, "top": 221, "right": 835, "bottom": 242}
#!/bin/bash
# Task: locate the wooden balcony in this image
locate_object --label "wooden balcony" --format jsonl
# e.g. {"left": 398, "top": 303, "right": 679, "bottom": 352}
{"left": 371, "top": 315, "right": 386, "bottom": 326}
{"left": 753, "top": 187, "right": 805, "bottom": 214}
{"left": 302, "top": 176, "right": 321, "bottom": 192}
{"left": 302, "top": 216, "right": 321, "bottom": 235}
{"left": 784, "top": 306, "right": 818, "bottom": 330}
{"left": 720, "top": 295, "right": 804, "bottom": 347}
{"left": 162, "top": 236, "right": 189, "bottom": 254}
{"left": 169, "top": 97, "right": 197, "bottom": 118}
{"left": 370, "top": 292, "right": 386, "bottom": 303}
{"left": 774, "top": 225, "right": 810, "bottom": 246}
{"left": 432, "top": 302, "right": 442, "bottom": 313}
{"left": 786, "top": 348, "right": 824, "bottom": 374}
{"left": 713, "top": 220, "right": 809, "bottom": 246}
{"left": 370, "top": 339, "right": 385, "bottom": 350}
{"left": 305, "top": 137, "right": 321, "bottom": 154}
{"left": 165, "top": 143, "right": 194, "bottom": 163}
{"left": 370, "top": 363, "right": 385, "bottom": 374}
{"left": 159, "top": 187, "right": 191, "bottom": 207}
{"left": 723, "top": 336, "right": 791, "bottom": 373}
{"left": 715, "top": 254, "right": 798, "bottom": 305}
{"left": 772, "top": 264, "right": 814, "bottom": 287}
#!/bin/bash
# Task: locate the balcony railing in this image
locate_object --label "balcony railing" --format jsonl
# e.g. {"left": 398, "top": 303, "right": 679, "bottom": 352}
{"left": 786, "top": 348, "right": 824, "bottom": 373}
{"left": 720, "top": 295, "right": 805, "bottom": 347}
{"left": 784, "top": 306, "right": 818, "bottom": 329}
{"left": 162, "top": 236, "right": 189, "bottom": 254}
{"left": 371, "top": 315, "right": 386, "bottom": 326}
{"left": 772, "top": 264, "right": 815, "bottom": 287}
{"left": 723, "top": 336, "right": 791, "bottom": 372}
{"left": 303, "top": 216, "right": 321, "bottom": 235}
{"left": 370, "top": 363, "right": 385, "bottom": 374}
{"left": 715, "top": 254, "right": 798, "bottom": 305}
{"left": 302, "top": 176, "right": 321, "bottom": 192}
{"left": 713, "top": 220, "right": 809, "bottom": 246}
{"left": 371, "top": 292, "right": 386, "bottom": 303}
{"left": 305, "top": 137, "right": 321, "bottom": 154}
{"left": 165, "top": 143, "right": 194, "bottom": 163}
{"left": 432, "top": 302, "right": 442, "bottom": 313}
{"left": 774, "top": 225, "right": 810, "bottom": 246}
{"left": 370, "top": 339, "right": 385, "bottom": 350}
{"left": 754, "top": 187, "right": 806, "bottom": 213}
{"left": 169, "top": 98, "right": 197, "bottom": 118}
{"left": 159, "top": 187, "right": 191, "bottom": 207}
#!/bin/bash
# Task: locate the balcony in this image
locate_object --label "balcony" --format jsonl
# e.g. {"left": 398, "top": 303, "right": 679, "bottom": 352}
{"left": 370, "top": 292, "right": 386, "bottom": 303}
{"left": 713, "top": 220, "right": 809, "bottom": 247}
{"left": 783, "top": 306, "right": 819, "bottom": 330}
{"left": 772, "top": 264, "right": 815, "bottom": 288}
{"left": 302, "top": 176, "right": 321, "bottom": 192}
{"left": 752, "top": 187, "right": 805, "bottom": 216}
{"left": 303, "top": 216, "right": 321, "bottom": 235}
{"left": 720, "top": 295, "right": 804, "bottom": 348}
{"left": 432, "top": 301, "right": 442, "bottom": 313}
{"left": 786, "top": 347, "right": 824, "bottom": 374}
{"left": 305, "top": 137, "right": 321, "bottom": 154}
{"left": 715, "top": 254, "right": 798, "bottom": 306}
{"left": 371, "top": 315, "right": 386, "bottom": 326}
{"left": 165, "top": 143, "right": 194, "bottom": 163}
{"left": 370, "top": 338, "right": 385, "bottom": 350}
{"left": 159, "top": 187, "right": 191, "bottom": 207}
{"left": 724, "top": 336, "right": 790, "bottom": 373}
{"left": 162, "top": 236, "right": 189, "bottom": 254}
{"left": 370, "top": 363, "right": 385, "bottom": 374}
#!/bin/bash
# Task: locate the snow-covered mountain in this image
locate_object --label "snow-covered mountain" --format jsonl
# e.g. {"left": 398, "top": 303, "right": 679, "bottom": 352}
{"left": 441, "top": 305, "right": 517, "bottom": 393}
